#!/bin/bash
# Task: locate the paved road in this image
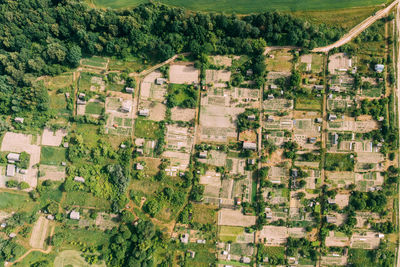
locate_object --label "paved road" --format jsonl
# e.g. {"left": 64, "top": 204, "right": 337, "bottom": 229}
{"left": 313, "top": 0, "right": 399, "bottom": 53}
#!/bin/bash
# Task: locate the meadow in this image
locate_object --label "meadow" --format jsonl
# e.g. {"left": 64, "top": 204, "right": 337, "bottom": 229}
{"left": 89, "top": 0, "right": 387, "bottom": 13}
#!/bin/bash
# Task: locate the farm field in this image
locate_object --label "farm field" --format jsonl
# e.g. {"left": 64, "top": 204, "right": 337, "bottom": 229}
{"left": 89, "top": 0, "right": 388, "bottom": 13}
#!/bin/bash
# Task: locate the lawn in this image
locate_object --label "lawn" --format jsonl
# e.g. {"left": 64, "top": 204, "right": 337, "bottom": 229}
{"left": 168, "top": 83, "right": 197, "bottom": 108}
{"left": 325, "top": 153, "right": 355, "bottom": 171}
{"left": 73, "top": 124, "right": 101, "bottom": 148}
{"left": 41, "top": 146, "right": 67, "bottom": 166}
{"left": 90, "top": 0, "right": 387, "bottom": 13}
{"left": 295, "top": 97, "right": 321, "bottom": 111}
{"left": 348, "top": 249, "right": 376, "bottom": 267}
{"left": 108, "top": 57, "right": 150, "bottom": 72}
{"left": 49, "top": 93, "right": 69, "bottom": 115}
{"left": 14, "top": 251, "right": 56, "bottom": 267}
{"left": 192, "top": 203, "right": 217, "bottom": 224}
{"left": 85, "top": 102, "right": 104, "bottom": 115}
{"left": 64, "top": 191, "right": 111, "bottom": 210}
{"left": 0, "top": 191, "right": 31, "bottom": 211}
{"left": 134, "top": 118, "right": 164, "bottom": 140}
{"left": 218, "top": 226, "right": 244, "bottom": 242}
{"left": 263, "top": 246, "right": 285, "bottom": 259}
{"left": 81, "top": 56, "right": 108, "bottom": 68}
{"left": 185, "top": 243, "right": 216, "bottom": 267}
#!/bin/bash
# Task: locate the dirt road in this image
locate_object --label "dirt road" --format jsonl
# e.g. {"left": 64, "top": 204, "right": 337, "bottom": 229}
{"left": 395, "top": 3, "right": 400, "bottom": 267}
{"left": 313, "top": 0, "right": 399, "bottom": 53}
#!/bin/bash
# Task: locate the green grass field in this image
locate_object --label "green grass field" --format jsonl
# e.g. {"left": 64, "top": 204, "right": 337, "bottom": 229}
{"left": 85, "top": 102, "right": 104, "bottom": 115}
{"left": 325, "top": 153, "right": 355, "bottom": 171}
{"left": 0, "top": 191, "right": 31, "bottom": 211}
{"left": 41, "top": 146, "right": 67, "bottom": 166}
{"left": 89, "top": 0, "right": 387, "bottom": 13}
{"left": 134, "top": 118, "right": 164, "bottom": 140}
{"left": 295, "top": 97, "right": 321, "bottom": 111}
{"left": 64, "top": 191, "right": 111, "bottom": 210}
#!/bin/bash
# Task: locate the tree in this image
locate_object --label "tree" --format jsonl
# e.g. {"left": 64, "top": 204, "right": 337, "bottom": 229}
{"left": 67, "top": 45, "right": 82, "bottom": 67}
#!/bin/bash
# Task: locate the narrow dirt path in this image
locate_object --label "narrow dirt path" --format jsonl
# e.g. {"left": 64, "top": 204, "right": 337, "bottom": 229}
{"left": 313, "top": 0, "right": 399, "bottom": 53}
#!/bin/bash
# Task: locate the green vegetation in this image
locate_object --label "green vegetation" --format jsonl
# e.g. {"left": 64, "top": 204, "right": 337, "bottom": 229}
{"left": 0, "top": 192, "right": 31, "bottom": 211}
{"left": 295, "top": 97, "right": 321, "bottom": 111}
{"left": 41, "top": 146, "right": 67, "bottom": 166}
{"left": 91, "top": 0, "right": 387, "bottom": 13}
{"left": 167, "top": 84, "right": 198, "bottom": 109}
{"left": 134, "top": 119, "right": 164, "bottom": 140}
{"left": 324, "top": 153, "right": 355, "bottom": 171}
{"left": 85, "top": 102, "right": 104, "bottom": 115}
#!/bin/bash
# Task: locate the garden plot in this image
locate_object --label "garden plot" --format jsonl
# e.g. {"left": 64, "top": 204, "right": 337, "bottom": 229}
{"left": 197, "top": 150, "right": 227, "bottom": 167}
{"left": 90, "top": 75, "right": 106, "bottom": 92}
{"left": 266, "top": 71, "right": 291, "bottom": 80}
{"left": 0, "top": 132, "right": 41, "bottom": 189}
{"left": 210, "top": 55, "right": 237, "bottom": 67}
{"left": 265, "top": 49, "right": 293, "bottom": 72}
{"left": 139, "top": 100, "right": 166, "bottom": 122}
{"left": 337, "top": 140, "right": 374, "bottom": 153}
{"left": 95, "top": 213, "right": 118, "bottom": 231}
{"left": 169, "top": 63, "right": 199, "bottom": 84}
{"left": 165, "top": 124, "right": 193, "bottom": 152}
{"left": 334, "top": 194, "right": 350, "bottom": 209}
{"left": 305, "top": 170, "right": 320, "bottom": 189}
{"left": 229, "top": 243, "right": 254, "bottom": 258}
{"left": 321, "top": 254, "right": 348, "bottom": 266}
{"left": 355, "top": 172, "right": 384, "bottom": 192}
{"left": 298, "top": 54, "right": 323, "bottom": 73}
{"left": 325, "top": 172, "right": 355, "bottom": 188}
{"left": 268, "top": 166, "right": 289, "bottom": 184}
{"left": 258, "top": 226, "right": 288, "bottom": 245}
{"left": 30, "top": 216, "right": 50, "bottom": 249}
{"left": 200, "top": 171, "right": 222, "bottom": 198}
{"left": 355, "top": 153, "right": 384, "bottom": 172}
{"left": 350, "top": 232, "right": 381, "bottom": 249}
{"left": 327, "top": 213, "right": 347, "bottom": 227}
{"left": 105, "top": 93, "right": 134, "bottom": 135}
{"left": 263, "top": 99, "right": 293, "bottom": 111}
{"left": 206, "top": 69, "right": 231, "bottom": 84}
{"left": 355, "top": 212, "right": 380, "bottom": 228}
{"left": 54, "top": 250, "right": 106, "bottom": 267}
{"left": 41, "top": 128, "right": 67, "bottom": 147}
{"left": 39, "top": 165, "right": 66, "bottom": 181}
{"left": 231, "top": 87, "right": 260, "bottom": 106}
{"left": 325, "top": 231, "right": 350, "bottom": 247}
{"left": 328, "top": 118, "right": 378, "bottom": 133}
{"left": 328, "top": 53, "right": 353, "bottom": 74}
{"left": 330, "top": 74, "right": 354, "bottom": 92}
{"left": 327, "top": 98, "right": 354, "bottom": 111}
{"left": 226, "top": 157, "right": 246, "bottom": 175}
{"left": 264, "top": 131, "right": 287, "bottom": 147}
{"left": 231, "top": 173, "right": 253, "bottom": 202}
{"left": 171, "top": 107, "right": 195, "bottom": 122}
{"left": 78, "top": 72, "right": 105, "bottom": 92}
{"left": 264, "top": 118, "right": 293, "bottom": 130}
{"left": 200, "top": 91, "right": 244, "bottom": 142}
{"left": 294, "top": 119, "right": 319, "bottom": 135}
{"left": 219, "top": 178, "right": 234, "bottom": 203}
{"left": 288, "top": 227, "right": 306, "bottom": 238}
{"left": 263, "top": 187, "right": 289, "bottom": 205}
{"left": 163, "top": 151, "right": 191, "bottom": 176}
{"left": 81, "top": 56, "right": 108, "bottom": 70}
{"left": 85, "top": 99, "right": 105, "bottom": 118}
{"left": 218, "top": 208, "right": 256, "bottom": 227}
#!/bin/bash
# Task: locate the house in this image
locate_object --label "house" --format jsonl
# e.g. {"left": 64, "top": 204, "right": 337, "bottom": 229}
{"left": 135, "top": 138, "right": 145, "bottom": 147}
{"left": 240, "top": 256, "right": 251, "bottom": 264}
{"left": 247, "top": 114, "right": 256, "bottom": 120}
{"left": 63, "top": 142, "right": 69, "bottom": 148}
{"left": 270, "top": 84, "right": 278, "bottom": 89}
{"left": 14, "top": 117, "right": 24, "bottom": 124}
{"left": 243, "top": 141, "right": 257, "bottom": 151}
{"left": 198, "top": 151, "right": 207, "bottom": 158}
{"left": 125, "top": 87, "right": 134, "bottom": 93}
{"left": 138, "top": 109, "right": 150, "bottom": 117}
{"left": 61, "top": 162, "right": 67, "bottom": 166}
{"left": 136, "top": 148, "right": 144, "bottom": 155}
{"left": 120, "top": 144, "right": 127, "bottom": 149}
{"left": 136, "top": 163, "right": 144, "bottom": 170}
{"left": 74, "top": 176, "right": 85, "bottom": 183}
{"left": 246, "top": 69, "right": 253, "bottom": 76}
{"left": 6, "top": 164, "right": 15, "bottom": 177}
{"left": 314, "top": 85, "right": 324, "bottom": 90}
{"left": 316, "top": 118, "right": 323, "bottom": 123}
{"left": 375, "top": 64, "right": 384, "bottom": 73}
{"left": 19, "top": 169, "right": 27, "bottom": 174}
{"left": 78, "top": 93, "right": 86, "bottom": 99}
{"left": 7, "top": 153, "right": 20, "bottom": 162}
{"left": 235, "top": 197, "right": 242, "bottom": 205}
{"left": 70, "top": 210, "right": 80, "bottom": 220}
{"left": 196, "top": 239, "right": 206, "bottom": 244}
{"left": 65, "top": 92, "right": 70, "bottom": 98}
{"left": 328, "top": 198, "right": 336, "bottom": 205}
{"left": 121, "top": 100, "right": 132, "bottom": 113}
{"left": 267, "top": 94, "right": 274, "bottom": 100}
{"left": 180, "top": 233, "right": 189, "bottom": 244}
{"left": 47, "top": 215, "right": 54, "bottom": 220}
{"left": 155, "top": 78, "right": 167, "bottom": 85}
{"left": 328, "top": 114, "right": 337, "bottom": 121}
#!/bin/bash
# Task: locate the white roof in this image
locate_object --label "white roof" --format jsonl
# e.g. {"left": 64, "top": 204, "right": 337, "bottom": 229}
{"left": 7, "top": 153, "right": 20, "bottom": 161}
{"left": 74, "top": 176, "right": 85, "bottom": 183}
{"left": 70, "top": 210, "right": 80, "bottom": 220}
{"left": 6, "top": 164, "right": 15, "bottom": 177}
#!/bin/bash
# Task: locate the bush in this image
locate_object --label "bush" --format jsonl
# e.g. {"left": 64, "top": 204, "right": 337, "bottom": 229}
{"left": 19, "top": 182, "right": 30, "bottom": 190}
{"left": 6, "top": 180, "right": 18, "bottom": 188}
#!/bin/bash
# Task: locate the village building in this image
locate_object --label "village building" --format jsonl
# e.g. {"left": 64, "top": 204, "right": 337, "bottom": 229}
{"left": 125, "top": 87, "right": 134, "bottom": 93}
{"left": 180, "top": 233, "right": 189, "bottom": 244}
{"left": 7, "top": 153, "right": 20, "bottom": 162}
{"left": 121, "top": 100, "right": 132, "bottom": 113}
{"left": 155, "top": 78, "right": 167, "bottom": 85}
{"left": 139, "top": 109, "right": 150, "bottom": 117}
{"left": 198, "top": 151, "right": 207, "bottom": 158}
{"left": 328, "top": 114, "right": 337, "bottom": 121}
{"left": 74, "top": 176, "right": 85, "bottom": 183}
{"left": 375, "top": 64, "right": 384, "bottom": 73}
{"left": 136, "top": 163, "right": 144, "bottom": 170}
{"left": 14, "top": 117, "right": 24, "bottom": 124}
{"left": 270, "top": 84, "right": 278, "bottom": 89}
{"left": 243, "top": 141, "right": 257, "bottom": 151}
{"left": 6, "top": 164, "right": 15, "bottom": 177}
{"left": 70, "top": 210, "right": 80, "bottom": 220}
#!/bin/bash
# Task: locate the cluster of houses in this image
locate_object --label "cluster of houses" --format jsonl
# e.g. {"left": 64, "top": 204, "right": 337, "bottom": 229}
{"left": 6, "top": 153, "right": 26, "bottom": 177}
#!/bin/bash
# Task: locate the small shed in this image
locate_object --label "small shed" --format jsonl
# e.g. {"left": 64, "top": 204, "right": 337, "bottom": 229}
{"left": 247, "top": 114, "right": 256, "bottom": 121}
{"left": 198, "top": 151, "right": 207, "bottom": 158}
{"left": 270, "top": 84, "right": 278, "bottom": 89}
{"left": 78, "top": 93, "right": 86, "bottom": 99}
{"left": 7, "top": 153, "right": 20, "bottom": 162}
{"left": 6, "top": 164, "right": 15, "bottom": 177}
{"left": 328, "top": 114, "right": 337, "bottom": 121}
{"left": 136, "top": 163, "right": 144, "bottom": 170}
{"left": 121, "top": 100, "right": 132, "bottom": 113}
{"left": 375, "top": 64, "right": 384, "bottom": 73}
{"left": 139, "top": 109, "right": 150, "bottom": 117}
{"left": 243, "top": 141, "right": 257, "bottom": 151}
{"left": 125, "top": 87, "right": 134, "bottom": 93}
{"left": 267, "top": 94, "right": 274, "bottom": 100}
{"left": 74, "top": 176, "right": 85, "bottom": 183}
{"left": 155, "top": 78, "right": 167, "bottom": 85}
{"left": 180, "top": 233, "right": 189, "bottom": 244}
{"left": 14, "top": 117, "right": 24, "bottom": 124}
{"left": 70, "top": 210, "right": 80, "bottom": 220}
{"left": 240, "top": 256, "right": 251, "bottom": 264}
